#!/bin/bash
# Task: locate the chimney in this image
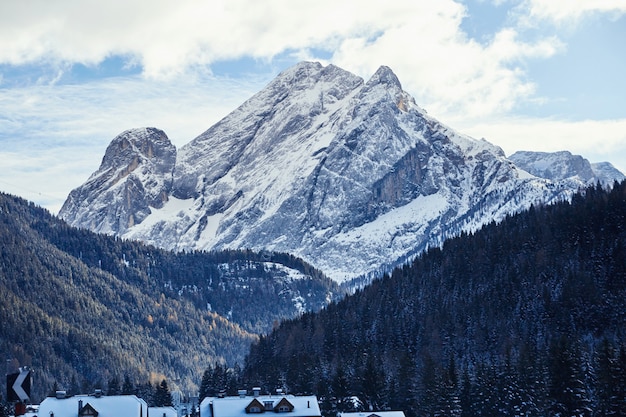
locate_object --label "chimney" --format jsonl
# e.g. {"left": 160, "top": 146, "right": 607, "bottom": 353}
{"left": 78, "top": 400, "right": 83, "bottom": 414}
{"left": 55, "top": 390, "right": 66, "bottom": 399}
{"left": 238, "top": 389, "right": 247, "bottom": 398}
{"left": 253, "top": 387, "right": 261, "bottom": 398}
{"left": 94, "top": 389, "right": 103, "bottom": 398}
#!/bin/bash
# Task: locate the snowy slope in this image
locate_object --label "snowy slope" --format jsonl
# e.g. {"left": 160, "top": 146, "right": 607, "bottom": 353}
{"left": 60, "top": 62, "right": 625, "bottom": 282}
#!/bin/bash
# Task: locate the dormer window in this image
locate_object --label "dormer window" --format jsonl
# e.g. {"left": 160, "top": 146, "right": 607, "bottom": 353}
{"left": 246, "top": 398, "right": 265, "bottom": 414}
{"left": 79, "top": 403, "right": 99, "bottom": 417}
{"left": 273, "top": 398, "right": 294, "bottom": 413}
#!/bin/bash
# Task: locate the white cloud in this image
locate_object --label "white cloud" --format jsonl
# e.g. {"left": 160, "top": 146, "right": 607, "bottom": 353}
{"left": 454, "top": 116, "right": 626, "bottom": 172}
{"left": 524, "top": 0, "right": 626, "bottom": 23}
{"left": 0, "top": 0, "right": 577, "bottom": 119}
{"left": 0, "top": 0, "right": 624, "bottom": 213}
{"left": 0, "top": 70, "right": 270, "bottom": 212}
{"left": 331, "top": 22, "right": 563, "bottom": 119}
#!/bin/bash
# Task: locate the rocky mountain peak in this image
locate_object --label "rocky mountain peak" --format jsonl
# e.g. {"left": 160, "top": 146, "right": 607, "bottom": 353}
{"left": 59, "top": 127, "right": 176, "bottom": 235}
{"left": 367, "top": 65, "right": 402, "bottom": 89}
{"left": 100, "top": 127, "right": 173, "bottom": 176}
{"left": 59, "top": 62, "right": 625, "bottom": 282}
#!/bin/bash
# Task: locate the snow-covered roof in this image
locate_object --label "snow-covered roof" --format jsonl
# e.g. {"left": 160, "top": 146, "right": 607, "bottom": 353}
{"left": 339, "top": 412, "right": 406, "bottom": 417}
{"left": 200, "top": 393, "right": 321, "bottom": 417}
{"left": 38, "top": 393, "right": 148, "bottom": 417}
{"left": 149, "top": 406, "right": 178, "bottom": 417}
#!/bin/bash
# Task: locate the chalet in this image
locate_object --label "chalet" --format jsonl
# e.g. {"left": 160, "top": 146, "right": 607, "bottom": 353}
{"left": 200, "top": 389, "right": 321, "bottom": 417}
{"left": 339, "top": 412, "right": 406, "bottom": 417}
{"left": 37, "top": 390, "right": 148, "bottom": 417}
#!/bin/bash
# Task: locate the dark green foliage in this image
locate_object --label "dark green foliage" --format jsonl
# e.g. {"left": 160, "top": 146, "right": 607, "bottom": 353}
{"left": 154, "top": 379, "right": 173, "bottom": 407}
{"left": 122, "top": 375, "right": 135, "bottom": 395}
{"left": 199, "top": 362, "right": 241, "bottom": 401}
{"left": 244, "top": 181, "right": 626, "bottom": 416}
{"left": 0, "top": 192, "right": 339, "bottom": 401}
{"left": 107, "top": 376, "right": 121, "bottom": 396}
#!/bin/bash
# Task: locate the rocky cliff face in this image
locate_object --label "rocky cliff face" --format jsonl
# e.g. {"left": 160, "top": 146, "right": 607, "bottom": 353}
{"left": 508, "top": 150, "right": 624, "bottom": 185}
{"left": 59, "top": 62, "right": 624, "bottom": 282}
{"left": 60, "top": 127, "right": 176, "bottom": 234}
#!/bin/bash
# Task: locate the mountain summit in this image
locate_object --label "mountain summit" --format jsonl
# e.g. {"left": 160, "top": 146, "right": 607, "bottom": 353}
{"left": 59, "top": 62, "right": 623, "bottom": 282}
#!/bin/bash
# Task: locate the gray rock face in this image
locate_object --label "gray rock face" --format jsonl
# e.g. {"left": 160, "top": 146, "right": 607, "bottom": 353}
{"left": 59, "top": 127, "right": 176, "bottom": 234}
{"left": 509, "top": 150, "right": 601, "bottom": 184}
{"left": 59, "top": 63, "right": 625, "bottom": 282}
{"left": 591, "top": 162, "right": 626, "bottom": 184}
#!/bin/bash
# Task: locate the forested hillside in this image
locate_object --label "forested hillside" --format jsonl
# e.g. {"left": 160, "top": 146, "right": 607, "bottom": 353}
{"left": 244, "top": 181, "right": 626, "bottom": 417}
{"left": 0, "top": 192, "right": 339, "bottom": 401}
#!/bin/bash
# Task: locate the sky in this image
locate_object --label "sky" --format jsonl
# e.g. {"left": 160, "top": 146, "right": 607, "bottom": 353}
{"left": 0, "top": 0, "right": 625, "bottom": 213}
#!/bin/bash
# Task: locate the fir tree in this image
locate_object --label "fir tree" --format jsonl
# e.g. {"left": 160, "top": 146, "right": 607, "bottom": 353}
{"left": 155, "top": 379, "right": 173, "bottom": 407}
{"left": 549, "top": 337, "right": 592, "bottom": 417}
{"left": 107, "top": 376, "right": 121, "bottom": 396}
{"left": 122, "top": 375, "right": 135, "bottom": 395}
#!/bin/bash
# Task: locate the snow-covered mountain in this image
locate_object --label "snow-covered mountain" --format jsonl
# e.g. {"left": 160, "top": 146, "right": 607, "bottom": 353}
{"left": 509, "top": 150, "right": 625, "bottom": 185}
{"left": 59, "top": 62, "right": 624, "bottom": 282}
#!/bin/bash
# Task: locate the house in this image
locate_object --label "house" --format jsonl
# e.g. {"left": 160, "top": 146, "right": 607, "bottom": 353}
{"left": 339, "top": 412, "right": 406, "bottom": 417}
{"left": 149, "top": 406, "right": 178, "bottom": 417}
{"left": 37, "top": 390, "right": 148, "bottom": 417}
{"left": 200, "top": 388, "right": 321, "bottom": 417}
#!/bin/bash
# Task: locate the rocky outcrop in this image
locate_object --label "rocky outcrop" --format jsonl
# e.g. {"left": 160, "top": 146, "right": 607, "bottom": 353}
{"left": 59, "top": 127, "right": 176, "bottom": 234}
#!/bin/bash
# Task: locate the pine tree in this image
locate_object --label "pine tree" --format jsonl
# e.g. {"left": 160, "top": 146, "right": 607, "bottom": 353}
{"left": 137, "top": 381, "right": 154, "bottom": 406}
{"left": 331, "top": 365, "right": 354, "bottom": 413}
{"left": 155, "top": 379, "right": 173, "bottom": 407}
{"left": 122, "top": 375, "right": 135, "bottom": 395}
{"left": 614, "top": 345, "right": 626, "bottom": 416}
{"left": 548, "top": 337, "right": 592, "bottom": 417}
{"left": 359, "top": 355, "right": 387, "bottom": 411}
{"left": 199, "top": 368, "right": 212, "bottom": 401}
{"left": 107, "top": 376, "right": 121, "bottom": 396}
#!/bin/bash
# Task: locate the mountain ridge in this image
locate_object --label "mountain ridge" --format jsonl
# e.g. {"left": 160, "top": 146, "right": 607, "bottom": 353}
{"left": 59, "top": 61, "right": 625, "bottom": 282}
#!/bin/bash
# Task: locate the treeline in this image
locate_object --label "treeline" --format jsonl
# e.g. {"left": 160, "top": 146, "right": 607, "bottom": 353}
{"left": 31, "top": 214, "right": 340, "bottom": 334}
{"left": 243, "top": 181, "right": 626, "bottom": 416}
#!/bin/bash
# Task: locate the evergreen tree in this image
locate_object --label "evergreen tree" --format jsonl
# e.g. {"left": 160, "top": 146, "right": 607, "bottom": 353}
{"left": 155, "top": 379, "right": 173, "bottom": 407}
{"left": 199, "top": 368, "right": 212, "bottom": 401}
{"left": 416, "top": 353, "right": 440, "bottom": 417}
{"left": 459, "top": 368, "right": 475, "bottom": 417}
{"left": 137, "top": 381, "right": 154, "bottom": 406}
{"left": 433, "top": 356, "right": 461, "bottom": 417}
{"left": 614, "top": 345, "right": 626, "bottom": 416}
{"left": 107, "top": 376, "right": 121, "bottom": 396}
{"left": 359, "top": 355, "right": 387, "bottom": 411}
{"left": 549, "top": 337, "right": 592, "bottom": 417}
{"left": 331, "top": 365, "right": 354, "bottom": 413}
{"left": 122, "top": 375, "right": 135, "bottom": 395}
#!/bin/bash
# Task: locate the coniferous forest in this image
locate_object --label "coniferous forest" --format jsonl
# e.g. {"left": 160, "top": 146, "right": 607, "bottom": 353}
{"left": 3, "top": 180, "right": 626, "bottom": 415}
{"left": 0, "top": 192, "right": 339, "bottom": 401}
{"left": 243, "top": 181, "right": 626, "bottom": 417}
